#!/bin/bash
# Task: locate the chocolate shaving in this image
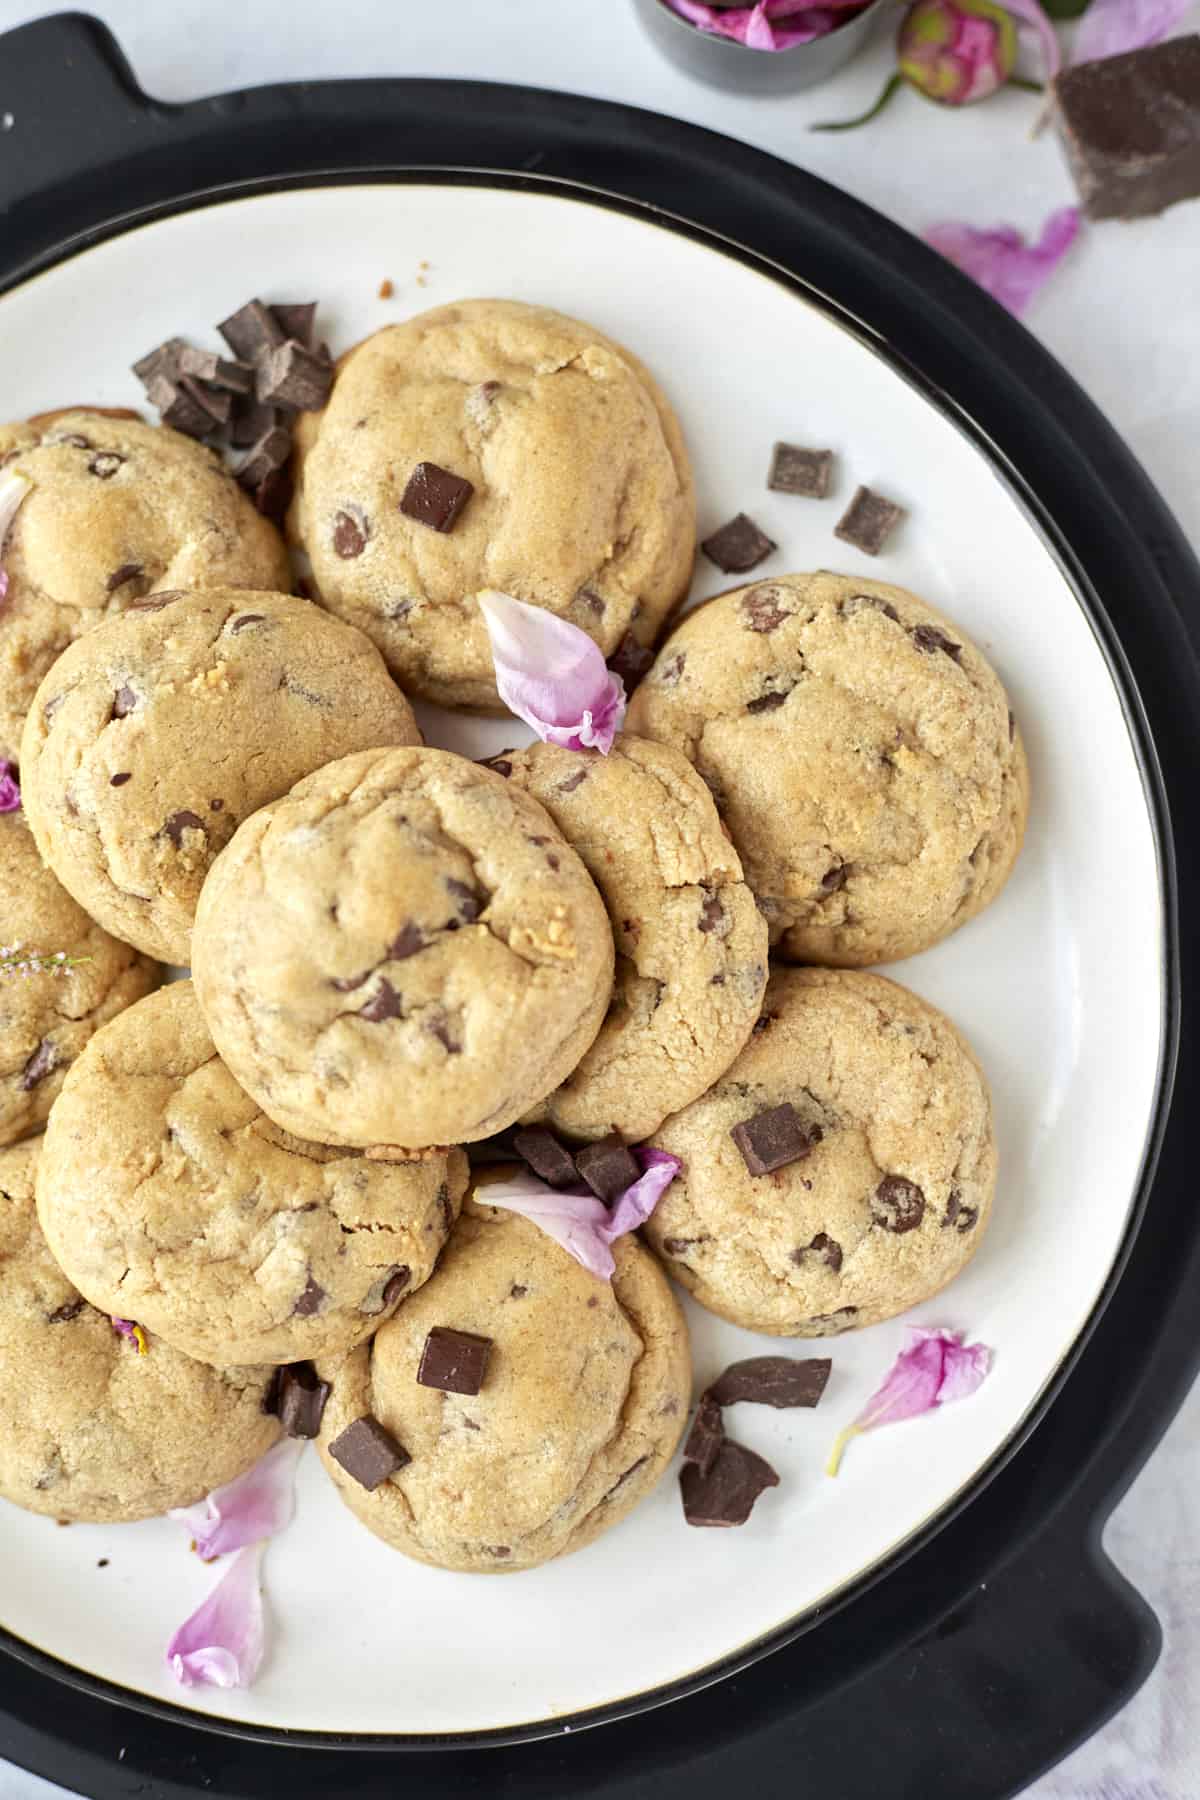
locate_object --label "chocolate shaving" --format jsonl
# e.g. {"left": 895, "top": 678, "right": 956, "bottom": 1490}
{"left": 706, "top": 1356, "right": 831, "bottom": 1411}
{"left": 680, "top": 1439, "right": 779, "bottom": 1528}
{"left": 681, "top": 1395, "right": 724, "bottom": 1478}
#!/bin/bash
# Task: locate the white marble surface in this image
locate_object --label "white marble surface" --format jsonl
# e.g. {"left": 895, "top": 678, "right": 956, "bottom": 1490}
{"left": 0, "top": 1, "right": 1197, "bottom": 1794}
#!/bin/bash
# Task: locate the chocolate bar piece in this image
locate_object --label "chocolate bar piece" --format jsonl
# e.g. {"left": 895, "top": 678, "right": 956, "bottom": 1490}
{"left": 327, "top": 1415, "right": 410, "bottom": 1490}
{"left": 256, "top": 340, "right": 334, "bottom": 411}
{"left": 768, "top": 443, "right": 834, "bottom": 498}
{"left": 834, "top": 486, "right": 905, "bottom": 556}
{"left": 701, "top": 512, "right": 776, "bottom": 575}
{"left": 417, "top": 1326, "right": 493, "bottom": 1396}
{"left": 730, "top": 1103, "right": 822, "bottom": 1176}
{"left": 512, "top": 1126, "right": 579, "bottom": 1189}
{"left": 575, "top": 1135, "right": 640, "bottom": 1204}
{"left": 1054, "top": 36, "right": 1200, "bottom": 220}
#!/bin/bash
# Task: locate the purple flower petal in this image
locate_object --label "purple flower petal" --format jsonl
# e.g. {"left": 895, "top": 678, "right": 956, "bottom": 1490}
{"left": 479, "top": 591, "right": 626, "bottom": 754}
{"left": 664, "top": 0, "right": 855, "bottom": 42}
{"left": 1001, "top": 0, "right": 1062, "bottom": 78}
{"left": 0, "top": 761, "right": 19, "bottom": 814}
{"left": 167, "top": 1542, "right": 265, "bottom": 1690}
{"left": 111, "top": 1315, "right": 148, "bottom": 1354}
{"left": 924, "top": 205, "right": 1080, "bottom": 315}
{"left": 1073, "top": 0, "right": 1189, "bottom": 63}
{"left": 826, "top": 1326, "right": 993, "bottom": 1474}
{"left": 479, "top": 1149, "right": 681, "bottom": 1279}
{"left": 169, "top": 1439, "right": 303, "bottom": 1559}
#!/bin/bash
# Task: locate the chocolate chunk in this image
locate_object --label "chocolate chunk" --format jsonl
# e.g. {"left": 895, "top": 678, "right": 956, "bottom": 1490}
{"left": 740, "top": 586, "right": 794, "bottom": 633}
{"left": 209, "top": 798, "right": 224, "bottom": 811}
{"left": 791, "top": 1231, "right": 843, "bottom": 1272}
{"left": 382, "top": 1266, "right": 412, "bottom": 1308}
{"left": 112, "top": 684, "right": 139, "bottom": 718}
{"left": 47, "top": 1297, "right": 85, "bottom": 1324}
{"left": 698, "top": 892, "right": 727, "bottom": 935}
{"left": 840, "top": 592, "right": 901, "bottom": 623}
{"left": 701, "top": 512, "right": 777, "bottom": 574}
{"left": 272, "top": 1363, "right": 331, "bottom": 1438}
{"left": 109, "top": 772, "right": 131, "bottom": 788}
{"left": 271, "top": 302, "right": 318, "bottom": 348}
{"left": 680, "top": 1439, "right": 780, "bottom": 1528}
{"left": 682, "top": 1395, "right": 724, "bottom": 1477}
{"left": 513, "top": 1126, "right": 578, "bottom": 1189}
{"left": 87, "top": 452, "right": 126, "bottom": 480}
{"left": 1054, "top": 37, "right": 1200, "bottom": 220}
{"left": 751, "top": 1011, "right": 776, "bottom": 1036}
{"left": 251, "top": 466, "right": 293, "bottom": 523}
{"left": 911, "top": 623, "right": 962, "bottom": 662}
{"left": 237, "top": 425, "right": 293, "bottom": 491}
{"left": 428, "top": 1013, "right": 462, "bottom": 1054}
{"left": 256, "top": 340, "right": 334, "bottom": 412}
{"left": 575, "top": 1134, "right": 640, "bottom": 1204}
{"left": 943, "top": 1188, "right": 980, "bottom": 1233}
{"left": 44, "top": 430, "right": 91, "bottom": 449}
{"left": 871, "top": 1175, "right": 926, "bottom": 1233}
{"left": 767, "top": 443, "right": 833, "bottom": 498}
{"left": 228, "top": 613, "right": 266, "bottom": 633}
{"left": 328, "top": 1415, "right": 410, "bottom": 1490}
{"left": 128, "top": 591, "right": 183, "bottom": 611}
{"left": 557, "top": 769, "right": 589, "bottom": 793}
{"left": 20, "top": 1039, "right": 58, "bottom": 1091}
{"left": 575, "top": 587, "right": 606, "bottom": 616}
{"left": 608, "top": 631, "right": 656, "bottom": 687}
{"left": 834, "top": 486, "right": 906, "bottom": 556}
{"left": 145, "top": 375, "right": 214, "bottom": 439}
{"left": 132, "top": 338, "right": 187, "bottom": 387}
{"left": 820, "top": 864, "right": 848, "bottom": 893}
{"left": 659, "top": 652, "right": 687, "bottom": 686}
{"left": 482, "top": 756, "right": 512, "bottom": 778}
{"left": 746, "top": 689, "right": 788, "bottom": 714}
{"left": 387, "top": 921, "right": 426, "bottom": 961}
{"left": 730, "top": 1103, "right": 821, "bottom": 1176}
{"left": 706, "top": 1356, "right": 832, "bottom": 1411}
{"left": 293, "top": 1274, "right": 326, "bottom": 1317}
{"left": 218, "top": 299, "right": 286, "bottom": 363}
{"left": 161, "top": 810, "right": 206, "bottom": 848}
{"left": 399, "top": 462, "right": 475, "bottom": 533}
{"left": 177, "top": 346, "right": 255, "bottom": 394}
{"left": 231, "top": 398, "right": 280, "bottom": 447}
{"left": 183, "top": 378, "right": 233, "bottom": 428}
{"left": 105, "top": 562, "right": 144, "bottom": 594}
{"left": 808, "top": 1307, "right": 859, "bottom": 1332}
{"left": 333, "top": 507, "right": 369, "bottom": 558}
{"left": 417, "top": 1325, "right": 493, "bottom": 1396}
{"left": 444, "top": 877, "right": 482, "bottom": 924}
{"left": 357, "top": 979, "right": 403, "bottom": 1023}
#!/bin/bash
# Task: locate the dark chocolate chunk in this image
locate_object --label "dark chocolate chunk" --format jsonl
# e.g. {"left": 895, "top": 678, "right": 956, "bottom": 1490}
{"left": 132, "top": 338, "right": 187, "bottom": 387}
{"left": 182, "top": 378, "right": 233, "bottom": 428}
{"left": 603, "top": 1455, "right": 650, "bottom": 1501}
{"left": 357, "top": 979, "right": 403, "bottom": 1023}
{"left": 509, "top": 1283, "right": 527, "bottom": 1299}
{"left": 660, "top": 652, "right": 687, "bottom": 686}
{"left": 210, "top": 798, "right": 224, "bottom": 811}
{"left": 911, "top": 623, "right": 962, "bottom": 663}
{"left": 730, "top": 1103, "right": 821, "bottom": 1176}
{"left": 333, "top": 507, "right": 370, "bottom": 559}
{"left": 608, "top": 631, "right": 656, "bottom": 687}
{"left": 746, "top": 689, "right": 789, "bottom": 714}
{"left": 444, "top": 877, "right": 482, "bottom": 923}
{"left": 20, "top": 1039, "right": 58, "bottom": 1091}
{"left": 272, "top": 1363, "right": 331, "bottom": 1438}
{"left": 87, "top": 452, "right": 126, "bottom": 480}
{"left": 791, "top": 1231, "right": 843, "bottom": 1272}
{"left": 145, "top": 375, "right": 214, "bottom": 439}
{"left": 256, "top": 340, "right": 333, "bottom": 412}
{"left": 47, "top": 1298, "right": 85, "bottom": 1324}
{"left": 237, "top": 425, "right": 293, "bottom": 491}
{"left": 871, "top": 1175, "right": 926, "bottom": 1234}
{"left": 109, "top": 772, "right": 132, "bottom": 788}
{"left": 482, "top": 756, "right": 513, "bottom": 778}
{"left": 751, "top": 1010, "right": 776, "bottom": 1036}
{"left": 227, "top": 612, "right": 266, "bottom": 633}
{"left": 417, "top": 1325, "right": 493, "bottom": 1396}
{"left": 943, "top": 1188, "right": 980, "bottom": 1234}
{"left": 808, "top": 1306, "right": 859, "bottom": 1331}
{"left": 680, "top": 1438, "right": 780, "bottom": 1528}
{"left": 701, "top": 512, "right": 777, "bottom": 574}
{"left": 293, "top": 1273, "right": 326, "bottom": 1317}
{"left": 767, "top": 442, "right": 833, "bottom": 498}
{"left": 381, "top": 1266, "right": 412, "bottom": 1308}
{"left": 271, "top": 302, "right": 318, "bottom": 348}
{"left": 575, "top": 1134, "right": 640, "bottom": 1204}
{"left": 105, "top": 562, "right": 144, "bottom": 594}
{"left": 820, "top": 864, "right": 848, "bottom": 893}
{"left": 231, "top": 398, "right": 280, "bottom": 447}
{"left": 428, "top": 1013, "right": 462, "bottom": 1054}
{"left": 840, "top": 592, "right": 901, "bottom": 623}
{"left": 218, "top": 299, "right": 287, "bottom": 363}
{"left": 177, "top": 346, "right": 255, "bottom": 394}
{"left": 399, "top": 462, "right": 475, "bottom": 533}
{"left": 160, "top": 810, "right": 206, "bottom": 848}
{"left": 387, "top": 921, "right": 426, "bottom": 961}
{"left": 327, "top": 1415, "right": 410, "bottom": 1490}
{"left": 112, "top": 684, "right": 139, "bottom": 718}
{"left": 740, "top": 586, "right": 794, "bottom": 633}
{"left": 128, "top": 590, "right": 183, "bottom": 611}
{"left": 706, "top": 1356, "right": 832, "bottom": 1411}
{"left": 513, "top": 1126, "right": 579, "bottom": 1189}
{"left": 251, "top": 466, "right": 293, "bottom": 523}
{"left": 1053, "top": 37, "right": 1200, "bottom": 220}
{"left": 682, "top": 1394, "right": 724, "bottom": 1477}
{"left": 834, "top": 486, "right": 906, "bottom": 556}
{"left": 698, "top": 892, "right": 727, "bottom": 935}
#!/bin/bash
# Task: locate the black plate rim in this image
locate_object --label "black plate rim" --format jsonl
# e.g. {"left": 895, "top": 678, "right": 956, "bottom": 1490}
{"left": 0, "top": 160, "right": 1181, "bottom": 1752}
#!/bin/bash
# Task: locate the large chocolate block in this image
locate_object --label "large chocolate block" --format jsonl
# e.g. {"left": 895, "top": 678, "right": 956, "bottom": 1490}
{"left": 1054, "top": 36, "right": 1200, "bottom": 221}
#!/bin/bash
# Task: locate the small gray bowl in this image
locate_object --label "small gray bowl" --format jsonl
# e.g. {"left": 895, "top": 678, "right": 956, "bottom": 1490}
{"left": 632, "top": 0, "right": 885, "bottom": 94}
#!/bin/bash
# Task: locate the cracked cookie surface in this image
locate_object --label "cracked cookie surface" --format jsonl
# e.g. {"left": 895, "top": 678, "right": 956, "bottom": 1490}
{"left": 0, "top": 809, "right": 158, "bottom": 1147}
{"left": 0, "top": 1135, "right": 280, "bottom": 1522}
{"left": 644, "top": 967, "right": 996, "bottom": 1336}
{"left": 498, "top": 735, "right": 767, "bottom": 1142}
{"left": 625, "top": 571, "right": 1028, "bottom": 966}
{"left": 289, "top": 299, "right": 696, "bottom": 710}
{"left": 0, "top": 410, "right": 290, "bottom": 762}
{"left": 35, "top": 982, "right": 467, "bottom": 1366}
{"left": 192, "top": 747, "right": 615, "bottom": 1148}
{"left": 316, "top": 1189, "right": 691, "bottom": 1571}
{"left": 18, "top": 588, "right": 420, "bottom": 964}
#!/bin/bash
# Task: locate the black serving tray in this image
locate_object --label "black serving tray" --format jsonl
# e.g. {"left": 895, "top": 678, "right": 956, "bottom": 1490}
{"left": 1, "top": 15, "right": 1198, "bottom": 1799}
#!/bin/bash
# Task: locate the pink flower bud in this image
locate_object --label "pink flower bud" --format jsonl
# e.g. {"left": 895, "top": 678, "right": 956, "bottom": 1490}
{"left": 898, "top": 0, "right": 1018, "bottom": 103}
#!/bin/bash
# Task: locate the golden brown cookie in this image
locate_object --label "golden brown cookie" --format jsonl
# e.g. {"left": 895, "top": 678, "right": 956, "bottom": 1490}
{"left": 18, "top": 588, "right": 420, "bottom": 964}
{"left": 0, "top": 411, "right": 289, "bottom": 762}
{"left": 625, "top": 571, "right": 1028, "bottom": 966}
{"left": 644, "top": 967, "right": 996, "bottom": 1335}
{"left": 289, "top": 299, "right": 696, "bottom": 709}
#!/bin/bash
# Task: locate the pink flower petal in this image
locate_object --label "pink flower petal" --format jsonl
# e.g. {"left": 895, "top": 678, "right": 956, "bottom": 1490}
{"left": 664, "top": 0, "right": 852, "bottom": 41}
{"left": 169, "top": 1439, "right": 303, "bottom": 1559}
{"left": 1001, "top": 0, "right": 1062, "bottom": 78}
{"left": 1073, "top": 0, "right": 1189, "bottom": 62}
{"left": 0, "top": 761, "right": 19, "bottom": 814}
{"left": 924, "top": 205, "right": 1080, "bottom": 316}
{"left": 600, "top": 1149, "right": 683, "bottom": 1241}
{"left": 826, "top": 1326, "right": 993, "bottom": 1474}
{"left": 479, "top": 591, "right": 626, "bottom": 754}
{"left": 479, "top": 1149, "right": 681, "bottom": 1279}
{"left": 167, "top": 1542, "right": 265, "bottom": 1690}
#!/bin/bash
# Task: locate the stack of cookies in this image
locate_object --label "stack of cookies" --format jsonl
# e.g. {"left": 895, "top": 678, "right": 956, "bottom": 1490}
{"left": 0, "top": 298, "right": 1026, "bottom": 1569}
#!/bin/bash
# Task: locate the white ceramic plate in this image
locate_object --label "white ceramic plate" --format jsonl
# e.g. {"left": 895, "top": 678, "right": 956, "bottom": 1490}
{"left": 0, "top": 182, "right": 1165, "bottom": 1739}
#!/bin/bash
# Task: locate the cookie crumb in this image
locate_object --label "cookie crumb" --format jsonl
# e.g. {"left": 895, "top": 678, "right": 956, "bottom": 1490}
{"left": 378, "top": 279, "right": 394, "bottom": 299}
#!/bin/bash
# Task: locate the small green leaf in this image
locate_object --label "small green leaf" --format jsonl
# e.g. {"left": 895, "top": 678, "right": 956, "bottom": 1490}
{"left": 811, "top": 72, "right": 904, "bottom": 134}
{"left": 1039, "top": 0, "right": 1092, "bottom": 20}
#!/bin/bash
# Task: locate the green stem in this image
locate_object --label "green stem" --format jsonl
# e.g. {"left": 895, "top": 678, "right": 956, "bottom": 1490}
{"left": 824, "top": 1423, "right": 862, "bottom": 1477}
{"left": 1008, "top": 75, "right": 1045, "bottom": 93}
{"left": 811, "top": 72, "right": 904, "bottom": 134}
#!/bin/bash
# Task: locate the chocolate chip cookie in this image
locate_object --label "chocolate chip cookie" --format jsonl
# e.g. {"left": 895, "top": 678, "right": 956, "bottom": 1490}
{"left": 36, "top": 982, "right": 468, "bottom": 1367}
{"left": 192, "top": 747, "right": 615, "bottom": 1148}
{"left": 19, "top": 588, "right": 420, "bottom": 964}
{"left": 1, "top": 809, "right": 158, "bottom": 1146}
{"left": 289, "top": 299, "right": 696, "bottom": 710}
{"left": 315, "top": 1185, "right": 691, "bottom": 1571}
{"left": 0, "top": 1135, "right": 280, "bottom": 1523}
{"left": 626, "top": 571, "right": 1029, "bottom": 966}
{"left": 0, "top": 410, "right": 290, "bottom": 763}
{"left": 497, "top": 735, "right": 767, "bottom": 1142}
{"left": 644, "top": 967, "right": 996, "bottom": 1336}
